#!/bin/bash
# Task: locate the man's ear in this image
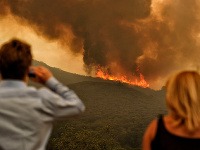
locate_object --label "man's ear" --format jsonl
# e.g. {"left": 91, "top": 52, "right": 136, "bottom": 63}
{"left": 23, "top": 68, "right": 30, "bottom": 83}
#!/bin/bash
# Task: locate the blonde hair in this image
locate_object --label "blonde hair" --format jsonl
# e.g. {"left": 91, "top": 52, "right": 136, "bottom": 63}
{"left": 166, "top": 71, "right": 200, "bottom": 132}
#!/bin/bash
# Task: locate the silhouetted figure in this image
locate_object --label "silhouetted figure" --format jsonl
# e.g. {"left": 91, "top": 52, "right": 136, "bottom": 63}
{"left": 0, "top": 39, "right": 85, "bottom": 150}
{"left": 143, "top": 71, "right": 200, "bottom": 150}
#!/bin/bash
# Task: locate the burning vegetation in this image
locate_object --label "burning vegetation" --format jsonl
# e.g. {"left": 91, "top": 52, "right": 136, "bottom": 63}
{"left": 96, "top": 66, "right": 149, "bottom": 88}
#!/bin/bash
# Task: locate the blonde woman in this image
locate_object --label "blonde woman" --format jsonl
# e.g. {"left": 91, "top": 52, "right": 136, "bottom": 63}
{"left": 143, "top": 71, "right": 200, "bottom": 150}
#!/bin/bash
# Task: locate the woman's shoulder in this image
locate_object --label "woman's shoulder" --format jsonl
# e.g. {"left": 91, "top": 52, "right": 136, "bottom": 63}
{"left": 146, "top": 119, "right": 158, "bottom": 138}
{"left": 142, "top": 118, "right": 159, "bottom": 150}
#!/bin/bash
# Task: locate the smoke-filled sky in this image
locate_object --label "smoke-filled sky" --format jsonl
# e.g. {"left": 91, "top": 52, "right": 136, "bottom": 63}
{"left": 0, "top": 0, "right": 200, "bottom": 89}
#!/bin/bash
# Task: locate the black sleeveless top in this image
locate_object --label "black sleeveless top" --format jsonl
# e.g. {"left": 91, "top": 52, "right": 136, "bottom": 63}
{"left": 151, "top": 116, "right": 200, "bottom": 150}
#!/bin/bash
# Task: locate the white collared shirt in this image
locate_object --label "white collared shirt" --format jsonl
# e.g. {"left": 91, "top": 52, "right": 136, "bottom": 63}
{"left": 0, "top": 77, "right": 85, "bottom": 150}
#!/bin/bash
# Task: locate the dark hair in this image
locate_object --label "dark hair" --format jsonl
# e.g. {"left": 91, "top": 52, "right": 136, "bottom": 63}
{"left": 0, "top": 39, "right": 32, "bottom": 80}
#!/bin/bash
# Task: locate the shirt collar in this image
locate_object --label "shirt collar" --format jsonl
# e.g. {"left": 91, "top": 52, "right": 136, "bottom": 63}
{"left": 0, "top": 80, "right": 27, "bottom": 88}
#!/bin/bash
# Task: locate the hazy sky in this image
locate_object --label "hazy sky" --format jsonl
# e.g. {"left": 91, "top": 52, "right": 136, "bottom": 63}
{"left": 1, "top": 0, "right": 200, "bottom": 90}
{"left": 0, "top": 14, "right": 86, "bottom": 75}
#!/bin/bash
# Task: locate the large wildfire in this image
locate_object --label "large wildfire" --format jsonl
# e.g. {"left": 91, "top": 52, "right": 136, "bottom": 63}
{"left": 1, "top": 0, "right": 200, "bottom": 89}
{"left": 96, "top": 66, "right": 149, "bottom": 88}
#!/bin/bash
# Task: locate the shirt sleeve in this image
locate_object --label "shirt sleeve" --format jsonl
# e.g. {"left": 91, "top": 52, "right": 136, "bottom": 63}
{"left": 39, "top": 77, "right": 85, "bottom": 120}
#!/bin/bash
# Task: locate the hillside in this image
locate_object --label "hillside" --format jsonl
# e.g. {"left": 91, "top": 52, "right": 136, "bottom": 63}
{"left": 30, "top": 61, "right": 167, "bottom": 150}
{"left": 32, "top": 60, "right": 104, "bottom": 85}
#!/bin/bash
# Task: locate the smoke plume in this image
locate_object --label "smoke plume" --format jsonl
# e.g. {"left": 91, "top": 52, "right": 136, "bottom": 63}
{"left": 1, "top": 0, "right": 200, "bottom": 89}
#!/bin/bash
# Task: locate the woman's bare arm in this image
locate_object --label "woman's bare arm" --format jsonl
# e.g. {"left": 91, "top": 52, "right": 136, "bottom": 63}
{"left": 142, "top": 119, "right": 158, "bottom": 150}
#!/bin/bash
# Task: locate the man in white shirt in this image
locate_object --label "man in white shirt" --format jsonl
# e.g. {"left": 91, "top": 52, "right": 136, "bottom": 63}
{"left": 0, "top": 39, "right": 85, "bottom": 150}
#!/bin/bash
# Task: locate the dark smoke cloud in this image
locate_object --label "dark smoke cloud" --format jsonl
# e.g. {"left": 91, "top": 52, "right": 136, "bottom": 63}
{"left": 136, "top": 0, "right": 200, "bottom": 86}
{"left": 0, "top": 0, "right": 151, "bottom": 68}
{"left": 1, "top": 0, "right": 200, "bottom": 89}
{"left": 0, "top": 0, "right": 8, "bottom": 15}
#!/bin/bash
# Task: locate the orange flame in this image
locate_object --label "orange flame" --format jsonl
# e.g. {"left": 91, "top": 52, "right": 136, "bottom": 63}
{"left": 96, "top": 67, "right": 149, "bottom": 88}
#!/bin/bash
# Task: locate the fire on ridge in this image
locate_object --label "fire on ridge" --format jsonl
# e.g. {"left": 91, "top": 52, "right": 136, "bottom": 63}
{"left": 95, "top": 66, "right": 149, "bottom": 88}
